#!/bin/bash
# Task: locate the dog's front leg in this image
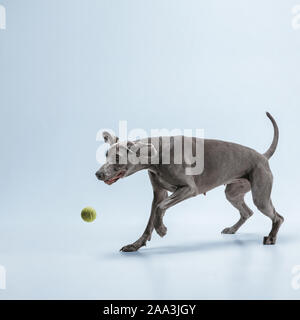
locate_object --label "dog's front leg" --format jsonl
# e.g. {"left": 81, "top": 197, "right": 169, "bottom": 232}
{"left": 158, "top": 185, "right": 198, "bottom": 211}
{"left": 120, "top": 204, "right": 155, "bottom": 252}
{"left": 120, "top": 187, "right": 167, "bottom": 252}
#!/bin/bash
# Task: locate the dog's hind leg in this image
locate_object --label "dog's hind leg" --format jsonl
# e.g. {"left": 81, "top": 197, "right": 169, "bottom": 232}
{"left": 250, "top": 165, "right": 284, "bottom": 245}
{"left": 222, "top": 178, "right": 253, "bottom": 234}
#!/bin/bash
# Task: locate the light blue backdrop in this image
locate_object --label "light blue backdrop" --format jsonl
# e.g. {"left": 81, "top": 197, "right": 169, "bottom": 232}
{"left": 0, "top": 0, "right": 300, "bottom": 299}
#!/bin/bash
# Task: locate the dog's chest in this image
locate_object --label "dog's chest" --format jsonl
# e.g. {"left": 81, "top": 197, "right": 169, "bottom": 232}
{"left": 157, "top": 177, "right": 177, "bottom": 192}
{"left": 150, "top": 170, "right": 178, "bottom": 192}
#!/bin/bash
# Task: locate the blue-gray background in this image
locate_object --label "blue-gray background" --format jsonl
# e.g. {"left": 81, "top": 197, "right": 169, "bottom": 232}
{"left": 0, "top": 0, "right": 300, "bottom": 299}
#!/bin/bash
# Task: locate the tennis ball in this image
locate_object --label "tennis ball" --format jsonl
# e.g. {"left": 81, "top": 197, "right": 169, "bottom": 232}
{"left": 81, "top": 207, "right": 96, "bottom": 223}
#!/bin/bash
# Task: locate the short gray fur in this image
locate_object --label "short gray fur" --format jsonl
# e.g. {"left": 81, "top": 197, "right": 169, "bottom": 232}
{"left": 96, "top": 112, "right": 284, "bottom": 252}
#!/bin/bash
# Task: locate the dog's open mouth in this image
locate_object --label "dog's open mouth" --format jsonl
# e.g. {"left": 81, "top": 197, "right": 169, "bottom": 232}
{"left": 104, "top": 171, "right": 126, "bottom": 185}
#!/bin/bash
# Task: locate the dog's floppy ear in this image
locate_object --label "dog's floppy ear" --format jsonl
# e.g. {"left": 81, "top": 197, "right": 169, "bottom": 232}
{"left": 102, "top": 131, "right": 119, "bottom": 145}
{"left": 128, "top": 141, "right": 157, "bottom": 163}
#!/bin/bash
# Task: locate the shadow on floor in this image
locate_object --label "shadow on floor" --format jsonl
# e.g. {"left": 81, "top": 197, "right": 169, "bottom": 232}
{"left": 111, "top": 232, "right": 297, "bottom": 258}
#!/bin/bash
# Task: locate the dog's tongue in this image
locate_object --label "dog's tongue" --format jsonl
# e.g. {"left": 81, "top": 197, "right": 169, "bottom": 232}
{"left": 105, "top": 179, "right": 116, "bottom": 185}
{"left": 104, "top": 172, "right": 124, "bottom": 185}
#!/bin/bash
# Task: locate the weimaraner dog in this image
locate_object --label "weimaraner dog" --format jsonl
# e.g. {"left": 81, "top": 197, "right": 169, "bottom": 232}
{"left": 96, "top": 112, "right": 283, "bottom": 252}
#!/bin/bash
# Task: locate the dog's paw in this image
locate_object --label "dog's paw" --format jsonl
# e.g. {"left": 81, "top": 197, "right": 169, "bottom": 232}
{"left": 155, "top": 224, "right": 167, "bottom": 237}
{"left": 221, "top": 227, "right": 236, "bottom": 234}
{"left": 263, "top": 236, "right": 276, "bottom": 245}
{"left": 120, "top": 244, "right": 139, "bottom": 252}
{"left": 120, "top": 239, "right": 146, "bottom": 252}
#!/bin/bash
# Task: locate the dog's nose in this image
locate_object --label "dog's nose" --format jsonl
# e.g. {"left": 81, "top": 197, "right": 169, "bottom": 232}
{"left": 95, "top": 171, "right": 105, "bottom": 180}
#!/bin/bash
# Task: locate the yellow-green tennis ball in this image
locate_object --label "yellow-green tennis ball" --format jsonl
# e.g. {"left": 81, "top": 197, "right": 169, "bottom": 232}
{"left": 81, "top": 207, "right": 96, "bottom": 223}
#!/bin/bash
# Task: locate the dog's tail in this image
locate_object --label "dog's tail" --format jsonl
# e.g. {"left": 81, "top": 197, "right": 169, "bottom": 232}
{"left": 263, "top": 112, "right": 279, "bottom": 159}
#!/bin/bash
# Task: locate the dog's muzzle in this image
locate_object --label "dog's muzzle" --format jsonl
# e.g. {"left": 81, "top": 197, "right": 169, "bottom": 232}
{"left": 104, "top": 171, "right": 126, "bottom": 185}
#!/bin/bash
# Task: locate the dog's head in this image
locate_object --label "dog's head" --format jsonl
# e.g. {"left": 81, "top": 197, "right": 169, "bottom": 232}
{"left": 95, "top": 131, "right": 157, "bottom": 185}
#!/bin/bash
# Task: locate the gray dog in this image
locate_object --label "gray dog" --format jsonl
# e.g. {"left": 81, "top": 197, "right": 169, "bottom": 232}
{"left": 96, "top": 112, "right": 283, "bottom": 252}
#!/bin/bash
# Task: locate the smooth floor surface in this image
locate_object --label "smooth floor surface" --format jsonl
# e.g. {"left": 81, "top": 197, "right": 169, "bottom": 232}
{"left": 0, "top": 209, "right": 299, "bottom": 300}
